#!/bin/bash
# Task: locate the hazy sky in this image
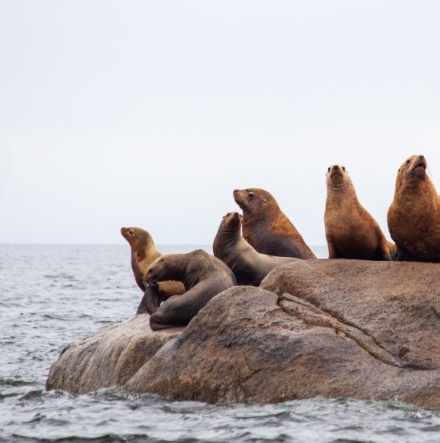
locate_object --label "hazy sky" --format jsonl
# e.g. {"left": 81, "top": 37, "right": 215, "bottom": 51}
{"left": 1, "top": 1, "right": 439, "bottom": 247}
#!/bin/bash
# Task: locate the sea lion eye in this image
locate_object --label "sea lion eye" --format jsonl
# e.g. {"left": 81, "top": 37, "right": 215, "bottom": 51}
{"left": 248, "top": 192, "right": 254, "bottom": 198}
{"left": 342, "top": 166, "right": 345, "bottom": 171}
{"left": 327, "top": 167, "right": 330, "bottom": 172}
{"left": 406, "top": 160, "right": 410, "bottom": 164}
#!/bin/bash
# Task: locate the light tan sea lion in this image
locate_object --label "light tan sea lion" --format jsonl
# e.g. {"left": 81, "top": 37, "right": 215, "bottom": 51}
{"left": 120, "top": 227, "right": 185, "bottom": 313}
{"left": 387, "top": 155, "right": 440, "bottom": 262}
{"left": 144, "top": 249, "right": 236, "bottom": 330}
{"left": 324, "top": 165, "right": 392, "bottom": 260}
{"left": 233, "top": 188, "right": 316, "bottom": 259}
{"left": 213, "top": 212, "right": 295, "bottom": 285}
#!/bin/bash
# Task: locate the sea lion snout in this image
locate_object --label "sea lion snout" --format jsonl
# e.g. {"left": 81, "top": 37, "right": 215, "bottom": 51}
{"left": 411, "top": 155, "right": 427, "bottom": 177}
{"left": 328, "top": 165, "right": 345, "bottom": 173}
{"left": 144, "top": 266, "right": 158, "bottom": 284}
{"left": 120, "top": 227, "right": 135, "bottom": 240}
{"left": 226, "top": 212, "right": 241, "bottom": 226}
{"left": 233, "top": 189, "right": 246, "bottom": 208}
{"left": 327, "top": 165, "right": 347, "bottom": 181}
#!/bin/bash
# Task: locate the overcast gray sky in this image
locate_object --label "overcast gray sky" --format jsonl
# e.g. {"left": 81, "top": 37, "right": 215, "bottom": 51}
{"left": 1, "top": 1, "right": 439, "bottom": 247}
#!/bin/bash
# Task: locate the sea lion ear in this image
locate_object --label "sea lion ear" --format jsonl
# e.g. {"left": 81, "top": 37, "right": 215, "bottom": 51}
{"left": 262, "top": 198, "right": 267, "bottom": 203}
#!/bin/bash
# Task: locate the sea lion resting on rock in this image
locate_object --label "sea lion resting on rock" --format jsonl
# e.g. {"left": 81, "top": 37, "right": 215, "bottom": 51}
{"left": 120, "top": 227, "right": 185, "bottom": 313}
{"left": 144, "top": 249, "right": 236, "bottom": 330}
{"left": 233, "top": 188, "right": 316, "bottom": 259}
{"left": 324, "top": 165, "right": 392, "bottom": 260}
{"left": 387, "top": 155, "right": 440, "bottom": 262}
{"left": 213, "top": 212, "right": 295, "bottom": 285}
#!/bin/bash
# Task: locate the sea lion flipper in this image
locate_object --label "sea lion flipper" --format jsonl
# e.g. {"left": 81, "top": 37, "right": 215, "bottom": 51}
{"left": 137, "top": 283, "right": 162, "bottom": 315}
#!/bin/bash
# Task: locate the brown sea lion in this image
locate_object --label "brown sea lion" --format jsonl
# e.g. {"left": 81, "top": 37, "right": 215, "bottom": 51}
{"left": 233, "top": 188, "right": 316, "bottom": 259}
{"left": 213, "top": 212, "right": 296, "bottom": 285}
{"left": 387, "top": 155, "right": 440, "bottom": 262}
{"left": 324, "top": 165, "right": 392, "bottom": 261}
{"left": 144, "top": 249, "right": 236, "bottom": 330}
{"left": 120, "top": 227, "right": 185, "bottom": 313}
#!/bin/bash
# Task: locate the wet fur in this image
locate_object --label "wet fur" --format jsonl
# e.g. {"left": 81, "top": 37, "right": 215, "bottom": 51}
{"left": 387, "top": 155, "right": 440, "bottom": 262}
{"left": 120, "top": 227, "right": 185, "bottom": 313}
{"left": 213, "top": 212, "right": 295, "bottom": 285}
{"left": 233, "top": 188, "right": 316, "bottom": 259}
{"left": 324, "top": 165, "right": 392, "bottom": 261}
{"left": 144, "top": 249, "right": 236, "bottom": 330}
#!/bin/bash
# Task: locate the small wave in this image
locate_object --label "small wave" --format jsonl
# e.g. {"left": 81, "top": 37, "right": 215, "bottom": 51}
{"left": 11, "top": 433, "right": 156, "bottom": 443}
{"left": 19, "top": 389, "right": 45, "bottom": 402}
{"left": 0, "top": 377, "right": 34, "bottom": 387}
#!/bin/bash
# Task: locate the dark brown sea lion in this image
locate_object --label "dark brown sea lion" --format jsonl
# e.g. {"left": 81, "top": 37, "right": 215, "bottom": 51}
{"left": 387, "top": 155, "right": 440, "bottom": 262}
{"left": 120, "top": 227, "right": 185, "bottom": 313}
{"left": 233, "top": 188, "right": 316, "bottom": 259}
{"left": 324, "top": 165, "right": 392, "bottom": 261}
{"left": 144, "top": 249, "right": 236, "bottom": 331}
{"left": 213, "top": 212, "right": 296, "bottom": 285}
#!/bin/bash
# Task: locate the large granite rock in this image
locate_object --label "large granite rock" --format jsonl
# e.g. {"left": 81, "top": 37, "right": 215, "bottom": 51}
{"left": 46, "top": 260, "right": 440, "bottom": 408}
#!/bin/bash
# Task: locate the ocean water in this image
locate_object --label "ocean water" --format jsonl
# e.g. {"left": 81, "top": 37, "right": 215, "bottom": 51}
{"left": 1, "top": 244, "right": 439, "bottom": 443}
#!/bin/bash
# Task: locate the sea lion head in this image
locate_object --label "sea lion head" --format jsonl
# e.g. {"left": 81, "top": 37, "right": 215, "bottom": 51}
{"left": 233, "top": 188, "right": 279, "bottom": 220}
{"left": 398, "top": 155, "right": 427, "bottom": 179}
{"left": 326, "top": 164, "right": 352, "bottom": 191}
{"left": 144, "top": 255, "right": 169, "bottom": 284}
{"left": 394, "top": 155, "right": 427, "bottom": 193}
{"left": 223, "top": 212, "right": 242, "bottom": 229}
{"left": 220, "top": 212, "right": 242, "bottom": 238}
{"left": 121, "top": 227, "right": 155, "bottom": 253}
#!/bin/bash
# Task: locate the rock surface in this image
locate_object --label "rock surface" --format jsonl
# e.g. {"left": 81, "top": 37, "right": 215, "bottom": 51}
{"left": 46, "top": 260, "right": 440, "bottom": 408}
{"left": 45, "top": 314, "right": 183, "bottom": 394}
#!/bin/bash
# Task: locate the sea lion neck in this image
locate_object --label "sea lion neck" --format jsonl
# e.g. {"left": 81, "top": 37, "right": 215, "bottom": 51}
{"left": 214, "top": 216, "right": 241, "bottom": 249}
{"left": 326, "top": 175, "right": 356, "bottom": 201}
{"left": 213, "top": 213, "right": 248, "bottom": 270}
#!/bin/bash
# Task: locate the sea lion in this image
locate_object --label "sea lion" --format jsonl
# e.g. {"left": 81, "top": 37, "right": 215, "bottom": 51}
{"left": 387, "top": 155, "right": 440, "bottom": 262}
{"left": 233, "top": 188, "right": 316, "bottom": 259}
{"left": 144, "top": 249, "right": 236, "bottom": 330}
{"left": 213, "top": 212, "right": 296, "bottom": 285}
{"left": 120, "top": 227, "right": 161, "bottom": 291}
{"left": 120, "top": 227, "right": 185, "bottom": 313}
{"left": 324, "top": 165, "right": 392, "bottom": 261}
